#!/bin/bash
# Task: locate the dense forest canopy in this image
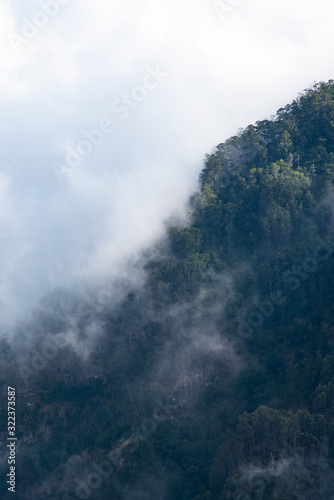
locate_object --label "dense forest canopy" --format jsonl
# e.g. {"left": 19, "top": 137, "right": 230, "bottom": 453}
{"left": 2, "top": 80, "right": 334, "bottom": 499}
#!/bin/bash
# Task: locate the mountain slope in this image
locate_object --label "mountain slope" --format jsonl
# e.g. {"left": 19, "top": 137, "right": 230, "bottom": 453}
{"left": 2, "top": 81, "right": 334, "bottom": 499}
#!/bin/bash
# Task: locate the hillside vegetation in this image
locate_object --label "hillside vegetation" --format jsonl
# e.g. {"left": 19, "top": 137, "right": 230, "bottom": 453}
{"left": 2, "top": 81, "right": 334, "bottom": 499}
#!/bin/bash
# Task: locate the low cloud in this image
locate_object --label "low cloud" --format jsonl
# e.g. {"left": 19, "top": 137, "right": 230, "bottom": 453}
{"left": 1, "top": 0, "right": 334, "bottom": 332}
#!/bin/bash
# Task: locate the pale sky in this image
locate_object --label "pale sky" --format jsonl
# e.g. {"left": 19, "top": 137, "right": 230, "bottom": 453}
{"left": 1, "top": 0, "right": 334, "bottom": 329}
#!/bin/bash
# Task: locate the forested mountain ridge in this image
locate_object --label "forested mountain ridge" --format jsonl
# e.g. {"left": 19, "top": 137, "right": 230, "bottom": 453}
{"left": 2, "top": 81, "right": 334, "bottom": 499}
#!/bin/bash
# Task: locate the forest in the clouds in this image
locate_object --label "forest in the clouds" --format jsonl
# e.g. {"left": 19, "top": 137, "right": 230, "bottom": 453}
{"left": 2, "top": 80, "right": 334, "bottom": 499}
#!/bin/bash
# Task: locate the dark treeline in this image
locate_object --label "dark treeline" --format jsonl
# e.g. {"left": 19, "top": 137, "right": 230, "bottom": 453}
{"left": 2, "top": 81, "right": 334, "bottom": 499}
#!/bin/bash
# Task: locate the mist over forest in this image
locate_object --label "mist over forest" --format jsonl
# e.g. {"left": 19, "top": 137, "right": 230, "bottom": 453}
{"left": 1, "top": 80, "right": 334, "bottom": 499}
{"left": 2, "top": 1, "right": 334, "bottom": 499}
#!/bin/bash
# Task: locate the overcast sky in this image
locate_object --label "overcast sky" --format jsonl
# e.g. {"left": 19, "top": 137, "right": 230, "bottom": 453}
{"left": 1, "top": 0, "right": 334, "bottom": 330}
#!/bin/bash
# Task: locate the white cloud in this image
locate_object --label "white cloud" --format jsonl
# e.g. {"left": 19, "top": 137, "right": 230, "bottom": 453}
{"left": 1, "top": 0, "right": 334, "bottom": 329}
